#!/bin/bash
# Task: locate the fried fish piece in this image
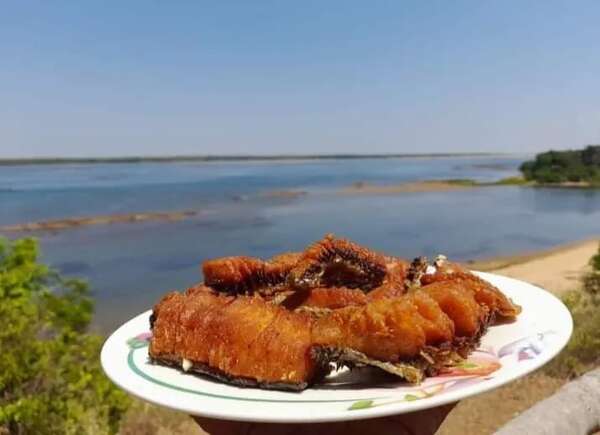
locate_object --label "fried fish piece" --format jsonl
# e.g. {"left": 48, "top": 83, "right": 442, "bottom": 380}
{"left": 419, "top": 281, "right": 487, "bottom": 337}
{"left": 384, "top": 256, "right": 410, "bottom": 285}
{"left": 421, "top": 256, "right": 521, "bottom": 318}
{"left": 366, "top": 282, "right": 406, "bottom": 301}
{"left": 202, "top": 252, "right": 301, "bottom": 295}
{"left": 312, "top": 292, "right": 455, "bottom": 360}
{"left": 149, "top": 289, "right": 324, "bottom": 390}
{"left": 281, "top": 287, "right": 368, "bottom": 310}
{"left": 202, "top": 236, "right": 402, "bottom": 300}
{"left": 149, "top": 283, "right": 487, "bottom": 390}
{"left": 279, "top": 253, "right": 408, "bottom": 310}
{"left": 288, "top": 234, "right": 388, "bottom": 291}
{"left": 151, "top": 242, "right": 520, "bottom": 391}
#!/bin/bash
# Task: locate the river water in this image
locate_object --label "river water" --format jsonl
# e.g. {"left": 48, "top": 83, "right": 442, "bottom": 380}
{"left": 2, "top": 156, "right": 599, "bottom": 331}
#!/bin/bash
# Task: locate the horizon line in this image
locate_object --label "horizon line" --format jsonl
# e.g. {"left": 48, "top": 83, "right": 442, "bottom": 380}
{"left": 0, "top": 152, "right": 525, "bottom": 166}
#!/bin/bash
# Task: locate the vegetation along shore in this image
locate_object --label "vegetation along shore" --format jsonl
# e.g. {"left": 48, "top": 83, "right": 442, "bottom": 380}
{"left": 344, "top": 145, "right": 600, "bottom": 193}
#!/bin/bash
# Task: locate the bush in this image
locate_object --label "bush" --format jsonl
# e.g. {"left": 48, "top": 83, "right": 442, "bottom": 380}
{"left": 519, "top": 145, "right": 600, "bottom": 184}
{"left": 0, "top": 238, "right": 130, "bottom": 434}
{"left": 544, "top": 243, "right": 600, "bottom": 378}
{"left": 492, "top": 176, "right": 529, "bottom": 186}
{"left": 590, "top": 244, "right": 600, "bottom": 272}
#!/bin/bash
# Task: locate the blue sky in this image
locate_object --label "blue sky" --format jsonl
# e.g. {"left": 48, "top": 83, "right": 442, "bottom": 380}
{"left": 1, "top": 1, "right": 599, "bottom": 157}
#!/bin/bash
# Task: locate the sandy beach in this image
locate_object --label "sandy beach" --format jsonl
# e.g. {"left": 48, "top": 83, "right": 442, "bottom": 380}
{"left": 469, "top": 238, "right": 599, "bottom": 295}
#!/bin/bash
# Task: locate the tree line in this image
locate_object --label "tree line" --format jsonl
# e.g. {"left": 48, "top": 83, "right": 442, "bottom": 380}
{"left": 520, "top": 145, "right": 600, "bottom": 184}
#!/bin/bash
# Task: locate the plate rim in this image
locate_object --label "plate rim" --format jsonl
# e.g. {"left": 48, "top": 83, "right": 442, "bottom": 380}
{"left": 101, "top": 272, "right": 573, "bottom": 423}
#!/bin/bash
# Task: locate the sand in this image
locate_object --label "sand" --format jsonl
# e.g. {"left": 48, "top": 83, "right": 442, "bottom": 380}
{"left": 470, "top": 238, "right": 599, "bottom": 295}
{"left": 0, "top": 210, "right": 198, "bottom": 233}
{"left": 342, "top": 180, "right": 477, "bottom": 194}
{"left": 260, "top": 190, "right": 308, "bottom": 199}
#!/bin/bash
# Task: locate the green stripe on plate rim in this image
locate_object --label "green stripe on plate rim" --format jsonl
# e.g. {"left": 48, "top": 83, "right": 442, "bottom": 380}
{"left": 127, "top": 345, "right": 388, "bottom": 404}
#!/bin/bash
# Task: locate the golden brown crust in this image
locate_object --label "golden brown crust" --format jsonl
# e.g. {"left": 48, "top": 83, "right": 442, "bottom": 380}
{"left": 421, "top": 260, "right": 521, "bottom": 318}
{"left": 149, "top": 290, "right": 317, "bottom": 385}
{"left": 150, "top": 236, "right": 521, "bottom": 391}
{"left": 312, "top": 291, "right": 455, "bottom": 361}
{"left": 149, "top": 288, "right": 463, "bottom": 388}
{"left": 288, "top": 234, "right": 388, "bottom": 291}
{"left": 284, "top": 287, "right": 368, "bottom": 310}
{"left": 202, "top": 252, "right": 301, "bottom": 295}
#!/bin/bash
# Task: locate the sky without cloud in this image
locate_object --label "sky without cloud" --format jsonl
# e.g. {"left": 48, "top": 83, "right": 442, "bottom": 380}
{"left": 1, "top": 1, "right": 599, "bottom": 158}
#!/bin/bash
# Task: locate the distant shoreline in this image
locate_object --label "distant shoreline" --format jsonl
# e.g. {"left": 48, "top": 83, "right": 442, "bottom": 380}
{"left": 0, "top": 152, "right": 510, "bottom": 166}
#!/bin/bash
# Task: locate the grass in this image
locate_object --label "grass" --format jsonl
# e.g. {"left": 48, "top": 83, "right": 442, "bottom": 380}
{"left": 441, "top": 177, "right": 531, "bottom": 187}
{"left": 445, "top": 176, "right": 600, "bottom": 188}
{"left": 543, "top": 245, "right": 600, "bottom": 378}
{"left": 442, "top": 179, "right": 480, "bottom": 186}
{"left": 118, "top": 399, "right": 200, "bottom": 435}
{"left": 490, "top": 176, "right": 530, "bottom": 186}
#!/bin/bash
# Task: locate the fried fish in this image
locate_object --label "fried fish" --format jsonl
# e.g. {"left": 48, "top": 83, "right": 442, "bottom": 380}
{"left": 148, "top": 235, "right": 520, "bottom": 391}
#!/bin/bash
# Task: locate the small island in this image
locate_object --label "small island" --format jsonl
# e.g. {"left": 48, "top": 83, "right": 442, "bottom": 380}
{"left": 520, "top": 145, "right": 600, "bottom": 186}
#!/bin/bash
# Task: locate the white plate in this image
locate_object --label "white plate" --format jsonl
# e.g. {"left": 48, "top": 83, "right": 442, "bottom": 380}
{"left": 101, "top": 272, "right": 572, "bottom": 423}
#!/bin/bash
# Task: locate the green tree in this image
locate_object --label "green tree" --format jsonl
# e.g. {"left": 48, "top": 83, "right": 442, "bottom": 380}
{"left": 520, "top": 145, "right": 600, "bottom": 184}
{"left": 0, "top": 238, "right": 130, "bottom": 434}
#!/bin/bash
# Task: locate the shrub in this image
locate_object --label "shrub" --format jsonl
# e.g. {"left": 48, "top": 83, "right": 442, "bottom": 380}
{"left": 590, "top": 244, "right": 600, "bottom": 272}
{"left": 519, "top": 145, "right": 600, "bottom": 184}
{"left": 544, "top": 243, "right": 600, "bottom": 378}
{"left": 0, "top": 238, "right": 130, "bottom": 434}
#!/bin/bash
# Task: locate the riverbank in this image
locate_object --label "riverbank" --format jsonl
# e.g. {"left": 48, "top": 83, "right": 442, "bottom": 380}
{"left": 341, "top": 179, "right": 479, "bottom": 194}
{"left": 468, "top": 238, "right": 599, "bottom": 295}
{"left": 341, "top": 178, "right": 600, "bottom": 195}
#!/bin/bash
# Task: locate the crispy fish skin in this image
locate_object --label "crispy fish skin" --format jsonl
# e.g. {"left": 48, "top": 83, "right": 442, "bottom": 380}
{"left": 367, "top": 282, "right": 405, "bottom": 301}
{"left": 201, "top": 236, "right": 405, "bottom": 303}
{"left": 383, "top": 256, "right": 410, "bottom": 285}
{"left": 151, "top": 239, "right": 520, "bottom": 391}
{"left": 419, "top": 281, "right": 487, "bottom": 337}
{"left": 421, "top": 259, "right": 521, "bottom": 318}
{"left": 149, "top": 282, "right": 502, "bottom": 390}
{"left": 149, "top": 290, "right": 321, "bottom": 388}
{"left": 312, "top": 291, "right": 455, "bottom": 361}
{"left": 279, "top": 256, "right": 408, "bottom": 310}
{"left": 288, "top": 234, "right": 388, "bottom": 291}
{"left": 282, "top": 287, "right": 368, "bottom": 310}
{"left": 202, "top": 252, "right": 301, "bottom": 295}
{"left": 149, "top": 289, "right": 463, "bottom": 389}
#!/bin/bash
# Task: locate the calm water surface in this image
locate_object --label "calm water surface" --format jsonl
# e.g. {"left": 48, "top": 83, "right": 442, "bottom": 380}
{"left": 2, "top": 157, "right": 599, "bottom": 332}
